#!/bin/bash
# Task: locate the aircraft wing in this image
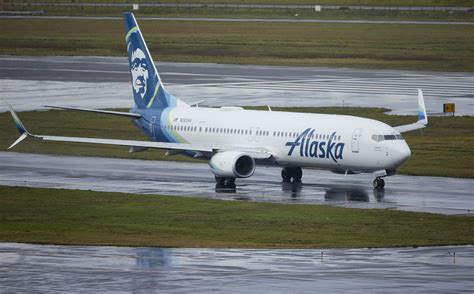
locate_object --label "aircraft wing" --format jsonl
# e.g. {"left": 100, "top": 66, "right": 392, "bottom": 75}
{"left": 45, "top": 105, "right": 141, "bottom": 118}
{"left": 19, "top": 134, "right": 214, "bottom": 153}
{"left": 7, "top": 106, "right": 272, "bottom": 159}
{"left": 394, "top": 89, "right": 428, "bottom": 133}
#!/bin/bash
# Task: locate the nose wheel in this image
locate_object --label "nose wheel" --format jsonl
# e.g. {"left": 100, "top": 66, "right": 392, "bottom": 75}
{"left": 373, "top": 177, "right": 385, "bottom": 189}
{"left": 281, "top": 167, "right": 303, "bottom": 183}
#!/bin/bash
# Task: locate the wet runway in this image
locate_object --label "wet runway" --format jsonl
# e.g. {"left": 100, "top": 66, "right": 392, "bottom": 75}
{"left": 1, "top": 242, "right": 472, "bottom": 293}
{"left": 1, "top": 152, "right": 472, "bottom": 215}
{"left": 1, "top": 56, "right": 473, "bottom": 115}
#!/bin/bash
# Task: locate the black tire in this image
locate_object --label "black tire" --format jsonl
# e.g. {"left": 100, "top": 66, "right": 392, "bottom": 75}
{"left": 224, "top": 178, "right": 236, "bottom": 188}
{"left": 293, "top": 167, "right": 303, "bottom": 182}
{"left": 281, "top": 168, "right": 292, "bottom": 182}
{"left": 215, "top": 176, "right": 225, "bottom": 184}
{"left": 373, "top": 178, "right": 385, "bottom": 189}
{"left": 373, "top": 178, "right": 380, "bottom": 189}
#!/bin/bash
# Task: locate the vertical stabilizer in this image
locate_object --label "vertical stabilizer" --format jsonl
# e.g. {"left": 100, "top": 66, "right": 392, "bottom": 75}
{"left": 123, "top": 12, "right": 186, "bottom": 109}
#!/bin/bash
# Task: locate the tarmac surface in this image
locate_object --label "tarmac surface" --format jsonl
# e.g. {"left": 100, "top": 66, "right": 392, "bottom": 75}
{"left": 1, "top": 56, "right": 473, "bottom": 115}
{"left": 1, "top": 152, "right": 472, "bottom": 216}
{"left": 0, "top": 243, "right": 473, "bottom": 293}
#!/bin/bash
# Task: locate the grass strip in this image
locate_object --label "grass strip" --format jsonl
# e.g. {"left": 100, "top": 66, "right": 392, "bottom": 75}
{"left": 4, "top": 0, "right": 474, "bottom": 6}
{"left": 1, "top": 107, "right": 472, "bottom": 178}
{"left": 0, "top": 186, "right": 473, "bottom": 248}
{"left": 0, "top": 19, "right": 473, "bottom": 71}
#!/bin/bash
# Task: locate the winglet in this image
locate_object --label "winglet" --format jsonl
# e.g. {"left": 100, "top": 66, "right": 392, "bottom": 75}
{"left": 8, "top": 106, "right": 32, "bottom": 149}
{"left": 417, "top": 89, "right": 428, "bottom": 125}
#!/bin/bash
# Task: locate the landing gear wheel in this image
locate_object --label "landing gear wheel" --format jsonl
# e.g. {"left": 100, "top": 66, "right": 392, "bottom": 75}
{"left": 224, "top": 177, "right": 236, "bottom": 188}
{"left": 294, "top": 167, "right": 303, "bottom": 182}
{"left": 215, "top": 176, "right": 236, "bottom": 188}
{"left": 215, "top": 176, "right": 225, "bottom": 189}
{"left": 281, "top": 168, "right": 292, "bottom": 182}
{"left": 373, "top": 178, "right": 385, "bottom": 189}
{"left": 281, "top": 167, "right": 303, "bottom": 183}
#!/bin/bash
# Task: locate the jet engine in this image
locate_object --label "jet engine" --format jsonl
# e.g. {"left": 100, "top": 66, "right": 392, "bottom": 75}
{"left": 209, "top": 151, "right": 255, "bottom": 178}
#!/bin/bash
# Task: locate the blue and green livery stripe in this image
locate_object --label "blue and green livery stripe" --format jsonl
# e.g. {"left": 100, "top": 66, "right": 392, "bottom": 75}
{"left": 146, "top": 83, "right": 161, "bottom": 109}
{"left": 160, "top": 108, "right": 188, "bottom": 144}
{"left": 208, "top": 161, "right": 221, "bottom": 172}
{"left": 125, "top": 26, "right": 138, "bottom": 41}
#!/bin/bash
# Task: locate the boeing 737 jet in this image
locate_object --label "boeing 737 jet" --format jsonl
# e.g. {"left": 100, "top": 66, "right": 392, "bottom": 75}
{"left": 8, "top": 12, "right": 428, "bottom": 189}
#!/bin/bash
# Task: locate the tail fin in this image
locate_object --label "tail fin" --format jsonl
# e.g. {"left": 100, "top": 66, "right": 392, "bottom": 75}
{"left": 123, "top": 13, "right": 186, "bottom": 109}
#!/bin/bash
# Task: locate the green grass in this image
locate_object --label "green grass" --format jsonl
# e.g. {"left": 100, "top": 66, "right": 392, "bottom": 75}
{"left": 5, "top": 0, "right": 474, "bottom": 6}
{"left": 0, "top": 107, "right": 473, "bottom": 178}
{"left": 0, "top": 19, "right": 473, "bottom": 71}
{"left": 0, "top": 186, "right": 472, "bottom": 248}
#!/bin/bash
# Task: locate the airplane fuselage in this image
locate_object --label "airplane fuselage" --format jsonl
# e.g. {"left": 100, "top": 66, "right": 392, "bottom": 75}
{"left": 132, "top": 106, "right": 411, "bottom": 174}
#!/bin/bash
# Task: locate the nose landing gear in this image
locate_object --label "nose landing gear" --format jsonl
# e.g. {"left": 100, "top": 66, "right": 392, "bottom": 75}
{"left": 281, "top": 167, "right": 303, "bottom": 183}
{"left": 373, "top": 177, "right": 385, "bottom": 189}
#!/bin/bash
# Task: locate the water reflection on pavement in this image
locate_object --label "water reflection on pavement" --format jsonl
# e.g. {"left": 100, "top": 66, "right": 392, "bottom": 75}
{"left": 0, "top": 243, "right": 472, "bottom": 293}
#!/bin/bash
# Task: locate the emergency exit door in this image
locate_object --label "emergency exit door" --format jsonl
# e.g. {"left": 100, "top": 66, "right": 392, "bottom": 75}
{"left": 351, "top": 128, "right": 362, "bottom": 153}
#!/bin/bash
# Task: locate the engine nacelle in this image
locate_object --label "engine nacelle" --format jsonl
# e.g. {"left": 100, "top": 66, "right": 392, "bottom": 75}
{"left": 209, "top": 151, "right": 255, "bottom": 178}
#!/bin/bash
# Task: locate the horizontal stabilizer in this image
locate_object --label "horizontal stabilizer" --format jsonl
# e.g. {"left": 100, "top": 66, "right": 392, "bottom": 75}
{"left": 8, "top": 133, "right": 28, "bottom": 149}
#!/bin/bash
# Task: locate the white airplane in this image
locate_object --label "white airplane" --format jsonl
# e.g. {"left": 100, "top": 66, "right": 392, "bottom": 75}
{"left": 8, "top": 12, "right": 428, "bottom": 189}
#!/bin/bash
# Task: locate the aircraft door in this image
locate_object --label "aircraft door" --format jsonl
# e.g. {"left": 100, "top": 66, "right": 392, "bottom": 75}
{"left": 351, "top": 128, "right": 362, "bottom": 153}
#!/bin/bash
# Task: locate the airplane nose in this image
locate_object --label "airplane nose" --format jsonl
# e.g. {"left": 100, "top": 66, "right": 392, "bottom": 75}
{"left": 396, "top": 140, "right": 411, "bottom": 166}
{"left": 391, "top": 141, "right": 411, "bottom": 167}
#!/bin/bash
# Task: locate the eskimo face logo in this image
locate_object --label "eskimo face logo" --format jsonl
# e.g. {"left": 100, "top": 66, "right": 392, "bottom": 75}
{"left": 130, "top": 48, "right": 149, "bottom": 99}
{"left": 286, "top": 128, "right": 345, "bottom": 163}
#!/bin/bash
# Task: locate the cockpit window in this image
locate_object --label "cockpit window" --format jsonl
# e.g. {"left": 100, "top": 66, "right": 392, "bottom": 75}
{"left": 384, "top": 135, "right": 397, "bottom": 140}
{"left": 372, "top": 134, "right": 403, "bottom": 142}
{"left": 371, "top": 134, "right": 384, "bottom": 142}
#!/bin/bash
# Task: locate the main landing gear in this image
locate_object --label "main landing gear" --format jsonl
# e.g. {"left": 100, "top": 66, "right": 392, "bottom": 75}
{"left": 281, "top": 167, "right": 303, "bottom": 183}
{"left": 215, "top": 176, "right": 236, "bottom": 189}
{"left": 373, "top": 177, "right": 385, "bottom": 189}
